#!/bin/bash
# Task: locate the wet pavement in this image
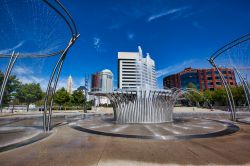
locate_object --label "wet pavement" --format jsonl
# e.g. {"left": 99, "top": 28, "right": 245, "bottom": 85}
{"left": 0, "top": 112, "right": 250, "bottom": 165}
{"left": 69, "top": 114, "right": 239, "bottom": 140}
{"left": 0, "top": 114, "right": 67, "bottom": 152}
{"left": 0, "top": 126, "right": 42, "bottom": 147}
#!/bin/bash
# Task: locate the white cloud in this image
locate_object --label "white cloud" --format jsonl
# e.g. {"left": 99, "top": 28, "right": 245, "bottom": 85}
{"left": 93, "top": 37, "right": 101, "bottom": 49}
{"left": 192, "top": 21, "right": 203, "bottom": 29}
{"left": 108, "top": 23, "right": 122, "bottom": 30}
{"left": 147, "top": 6, "right": 190, "bottom": 22}
{"left": 0, "top": 41, "right": 24, "bottom": 54}
{"left": 156, "top": 60, "right": 195, "bottom": 78}
{"left": 13, "top": 66, "right": 33, "bottom": 75}
{"left": 128, "top": 33, "right": 135, "bottom": 40}
{"left": 18, "top": 75, "right": 48, "bottom": 90}
{"left": 156, "top": 59, "right": 210, "bottom": 78}
{"left": 12, "top": 65, "right": 48, "bottom": 90}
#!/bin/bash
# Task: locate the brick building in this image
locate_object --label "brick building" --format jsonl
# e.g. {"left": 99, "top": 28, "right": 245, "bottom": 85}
{"left": 163, "top": 67, "right": 237, "bottom": 91}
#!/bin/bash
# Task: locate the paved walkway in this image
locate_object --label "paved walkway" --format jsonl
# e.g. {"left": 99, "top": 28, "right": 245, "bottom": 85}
{"left": 1, "top": 121, "right": 250, "bottom": 166}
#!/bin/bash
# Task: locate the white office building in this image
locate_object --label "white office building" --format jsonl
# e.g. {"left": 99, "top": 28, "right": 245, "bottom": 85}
{"left": 118, "top": 46, "right": 156, "bottom": 90}
{"left": 66, "top": 75, "right": 73, "bottom": 94}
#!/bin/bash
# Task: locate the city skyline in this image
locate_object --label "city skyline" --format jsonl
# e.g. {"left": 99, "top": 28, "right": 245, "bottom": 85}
{"left": 1, "top": 1, "right": 250, "bottom": 165}
{"left": 0, "top": 0, "right": 250, "bottom": 90}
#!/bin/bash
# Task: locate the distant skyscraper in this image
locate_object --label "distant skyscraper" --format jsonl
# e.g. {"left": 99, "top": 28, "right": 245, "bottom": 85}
{"left": 118, "top": 46, "right": 156, "bottom": 90}
{"left": 91, "top": 69, "right": 114, "bottom": 106}
{"left": 67, "top": 75, "right": 73, "bottom": 94}
{"left": 91, "top": 72, "right": 101, "bottom": 92}
{"left": 91, "top": 69, "right": 113, "bottom": 92}
{"left": 101, "top": 69, "right": 114, "bottom": 92}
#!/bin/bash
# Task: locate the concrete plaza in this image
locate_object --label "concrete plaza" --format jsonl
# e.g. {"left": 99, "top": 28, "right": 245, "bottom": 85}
{"left": 0, "top": 108, "right": 250, "bottom": 166}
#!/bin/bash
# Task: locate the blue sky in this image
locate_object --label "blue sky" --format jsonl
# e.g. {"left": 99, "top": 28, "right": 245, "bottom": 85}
{"left": 1, "top": 0, "right": 250, "bottom": 90}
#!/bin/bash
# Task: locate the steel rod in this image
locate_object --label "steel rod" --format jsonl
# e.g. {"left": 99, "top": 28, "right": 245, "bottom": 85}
{"left": 0, "top": 51, "right": 19, "bottom": 112}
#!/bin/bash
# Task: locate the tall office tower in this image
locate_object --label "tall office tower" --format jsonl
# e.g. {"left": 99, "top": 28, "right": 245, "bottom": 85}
{"left": 91, "top": 69, "right": 114, "bottom": 106}
{"left": 118, "top": 46, "right": 156, "bottom": 91}
{"left": 91, "top": 72, "right": 101, "bottom": 92}
{"left": 66, "top": 75, "right": 73, "bottom": 94}
{"left": 101, "top": 69, "right": 114, "bottom": 92}
{"left": 91, "top": 69, "right": 114, "bottom": 92}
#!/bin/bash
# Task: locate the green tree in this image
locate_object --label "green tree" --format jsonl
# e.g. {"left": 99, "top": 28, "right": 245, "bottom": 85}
{"left": 71, "top": 90, "right": 85, "bottom": 106}
{"left": 85, "top": 100, "right": 94, "bottom": 110}
{"left": 213, "top": 88, "right": 227, "bottom": 106}
{"left": 16, "top": 83, "right": 43, "bottom": 112}
{"left": 231, "top": 86, "right": 246, "bottom": 106}
{"left": 0, "top": 71, "right": 21, "bottom": 105}
{"left": 185, "top": 91, "right": 204, "bottom": 107}
{"left": 203, "top": 90, "right": 214, "bottom": 106}
{"left": 54, "top": 88, "right": 70, "bottom": 110}
{"left": 34, "top": 91, "right": 46, "bottom": 107}
{"left": 185, "top": 83, "right": 203, "bottom": 106}
{"left": 187, "top": 82, "right": 197, "bottom": 89}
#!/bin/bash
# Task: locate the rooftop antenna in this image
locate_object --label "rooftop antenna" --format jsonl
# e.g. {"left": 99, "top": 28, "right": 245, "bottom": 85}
{"left": 138, "top": 46, "right": 143, "bottom": 58}
{"left": 84, "top": 73, "right": 89, "bottom": 113}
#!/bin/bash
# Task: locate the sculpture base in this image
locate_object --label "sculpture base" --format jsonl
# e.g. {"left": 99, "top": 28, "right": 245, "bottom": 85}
{"left": 104, "top": 90, "right": 174, "bottom": 124}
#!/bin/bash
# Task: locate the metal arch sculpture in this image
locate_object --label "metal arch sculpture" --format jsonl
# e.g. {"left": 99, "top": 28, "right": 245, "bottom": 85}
{"left": 0, "top": 51, "right": 19, "bottom": 111}
{"left": 91, "top": 88, "right": 213, "bottom": 124}
{"left": 42, "top": 0, "right": 79, "bottom": 132}
{"left": 0, "top": 0, "right": 79, "bottom": 131}
{"left": 208, "top": 33, "right": 250, "bottom": 121}
{"left": 91, "top": 89, "right": 183, "bottom": 124}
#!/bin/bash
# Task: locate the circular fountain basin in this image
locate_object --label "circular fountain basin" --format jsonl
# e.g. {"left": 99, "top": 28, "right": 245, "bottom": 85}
{"left": 0, "top": 126, "right": 50, "bottom": 152}
{"left": 69, "top": 114, "right": 239, "bottom": 140}
{"left": 237, "top": 117, "right": 250, "bottom": 124}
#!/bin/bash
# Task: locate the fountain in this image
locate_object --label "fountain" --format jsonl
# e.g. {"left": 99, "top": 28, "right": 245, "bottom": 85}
{"left": 71, "top": 88, "right": 239, "bottom": 140}
{"left": 99, "top": 89, "right": 175, "bottom": 123}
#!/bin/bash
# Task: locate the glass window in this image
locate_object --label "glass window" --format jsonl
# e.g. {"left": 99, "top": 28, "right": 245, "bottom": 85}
{"left": 208, "top": 82, "right": 213, "bottom": 85}
{"left": 216, "top": 82, "right": 222, "bottom": 85}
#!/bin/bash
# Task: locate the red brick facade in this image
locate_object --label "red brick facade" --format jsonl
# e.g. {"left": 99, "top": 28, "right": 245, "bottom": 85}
{"left": 163, "top": 67, "right": 237, "bottom": 91}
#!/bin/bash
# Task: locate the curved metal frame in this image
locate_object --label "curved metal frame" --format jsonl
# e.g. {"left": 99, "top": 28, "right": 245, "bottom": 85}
{"left": 42, "top": 0, "right": 79, "bottom": 131}
{"left": 233, "top": 66, "right": 250, "bottom": 110}
{"left": 0, "top": 51, "right": 19, "bottom": 112}
{"left": 0, "top": 0, "right": 78, "bottom": 59}
{"left": 208, "top": 33, "right": 250, "bottom": 121}
{"left": 0, "top": 51, "right": 63, "bottom": 58}
{"left": 0, "top": 1, "right": 79, "bottom": 132}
